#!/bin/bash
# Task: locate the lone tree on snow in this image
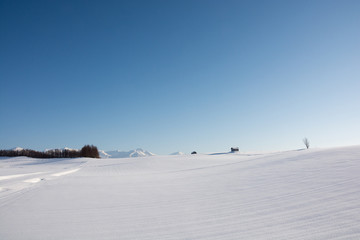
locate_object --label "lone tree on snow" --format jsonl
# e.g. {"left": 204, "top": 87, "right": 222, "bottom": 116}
{"left": 303, "top": 138, "right": 310, "bottom": 149}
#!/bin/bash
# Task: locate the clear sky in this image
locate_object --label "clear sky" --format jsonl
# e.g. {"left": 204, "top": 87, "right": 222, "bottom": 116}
{"left": 1, "top": 0, "right": 359, "bottom": 154}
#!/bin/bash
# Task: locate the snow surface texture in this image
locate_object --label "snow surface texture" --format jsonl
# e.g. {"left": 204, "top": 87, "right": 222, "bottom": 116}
{"left": 1, "top": 146, "right": 360, "bottom": 239}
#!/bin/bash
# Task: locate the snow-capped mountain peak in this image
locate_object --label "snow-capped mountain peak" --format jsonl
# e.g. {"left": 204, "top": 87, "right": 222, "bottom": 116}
{"left": 11, "top": 147, "right": 24, "bottom": 151}
{"left": 44, "top": 147, "right": 78, "bottom": 152}
{"left": 99, "top": 150, "right": 111, "bottom": 159}
{"left": 100, "top": 148, "right": 155, "bottom": 158}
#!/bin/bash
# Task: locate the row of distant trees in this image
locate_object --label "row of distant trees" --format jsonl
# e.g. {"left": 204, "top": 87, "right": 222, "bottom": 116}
{"left": 0, "top": 145, "right": 100, "bottom": 159}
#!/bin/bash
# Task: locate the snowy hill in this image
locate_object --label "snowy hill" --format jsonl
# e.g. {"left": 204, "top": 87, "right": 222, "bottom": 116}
{"left": 1, "top": 146, "right": 360, "bottom": 239}
{"left": 102, "top": 148, "right": 155, "bottom": 158}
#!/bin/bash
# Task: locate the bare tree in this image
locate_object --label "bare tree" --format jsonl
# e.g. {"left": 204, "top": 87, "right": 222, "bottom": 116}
{"left": 303, "top": 138, "right": 310, "bottom": 149}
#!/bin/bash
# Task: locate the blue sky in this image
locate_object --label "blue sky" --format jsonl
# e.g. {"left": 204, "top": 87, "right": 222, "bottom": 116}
{"left": 1, "top": 0, "right": 359, "bottom": 154}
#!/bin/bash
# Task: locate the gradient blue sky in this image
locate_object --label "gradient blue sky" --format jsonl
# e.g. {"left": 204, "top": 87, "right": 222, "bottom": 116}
{"left": 1, "top": 0, "right": 359, "bottom": 154}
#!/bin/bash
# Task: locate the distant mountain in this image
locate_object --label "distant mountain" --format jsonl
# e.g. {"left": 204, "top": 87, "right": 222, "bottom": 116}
{"left": 44, "top": 147, "right": 78, "bottom": 152}
{"left": 11, "top": 147, "right": 24, "bottom": 151}
{"left": 170, "top": 152, "right": 185, "bottom": 155}
{"left": 99, "top": 150, "right": 111, "bottom": 159}
{"left": 100, "top": 148, "right": 155, "bottom": 158}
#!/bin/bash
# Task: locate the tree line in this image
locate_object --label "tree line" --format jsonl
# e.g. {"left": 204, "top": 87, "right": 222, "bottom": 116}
{"left": 0, "top": 145, "right": 100, "bottom": 159}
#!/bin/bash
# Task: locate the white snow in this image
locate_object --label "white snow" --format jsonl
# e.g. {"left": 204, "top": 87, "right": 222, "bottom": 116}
{"left": 1, "top": 146, "right": 360, "bottom": 239}
{"left": 51, "top": 168, "right": 80, "bottom": 177}
{"left": 23, "top": 178, "right": 43, "bottom": 183}
{"left": 0, "top": 172, "right": 46, "bottom": 181}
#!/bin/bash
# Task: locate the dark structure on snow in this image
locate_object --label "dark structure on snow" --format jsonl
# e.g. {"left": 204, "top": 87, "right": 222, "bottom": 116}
{"left": 191, "top": 151, "right": 197, "bottom": 154}
{"left": 231, "top": 147, "right": 239, "bottom": 152}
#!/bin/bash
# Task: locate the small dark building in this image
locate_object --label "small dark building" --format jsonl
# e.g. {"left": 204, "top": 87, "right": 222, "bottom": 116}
{"left": 231, "top": 147, "right": 239, "bottom": 152}
{"left": 191, "top": 151, "right": 197, "bottom": 154}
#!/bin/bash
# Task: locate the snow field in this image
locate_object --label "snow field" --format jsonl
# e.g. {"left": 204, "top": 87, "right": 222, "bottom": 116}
{"left": 0, "top": 146, "right": 360, "bottom": 239}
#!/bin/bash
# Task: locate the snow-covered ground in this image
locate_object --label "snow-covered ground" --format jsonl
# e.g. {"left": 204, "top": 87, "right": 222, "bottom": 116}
{"left": 1, "top": 146, "right": 360, "bottom": 239}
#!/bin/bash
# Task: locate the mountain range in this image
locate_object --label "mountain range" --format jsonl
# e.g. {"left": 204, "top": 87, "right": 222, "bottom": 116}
{"left": 100, "top": 148, "right": 155, "bottom": 158}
